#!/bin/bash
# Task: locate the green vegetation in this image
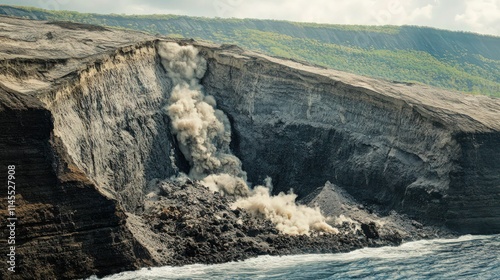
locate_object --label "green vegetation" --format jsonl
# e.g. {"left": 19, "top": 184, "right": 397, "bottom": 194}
{"left": 1, "top": 5, "right": 499, "bottom": 97}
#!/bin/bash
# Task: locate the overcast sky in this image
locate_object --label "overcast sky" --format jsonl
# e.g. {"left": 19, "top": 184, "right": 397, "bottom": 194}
{"left": 3, "top": 0, "right": 499, "bottom": 36}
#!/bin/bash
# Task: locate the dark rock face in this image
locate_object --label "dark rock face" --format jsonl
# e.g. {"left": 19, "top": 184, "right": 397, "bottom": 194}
{"left": 0, "top": 87, "right": 152, "bottom": 279}
{"left": 446, "top": 133, "right": 500, "bottom": 233}
{"left": 198, "top": 44, "right": 500, "bottom": 234}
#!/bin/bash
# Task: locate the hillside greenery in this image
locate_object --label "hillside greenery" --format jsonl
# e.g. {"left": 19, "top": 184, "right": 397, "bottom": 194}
{"left": 1, "top": 5, "right": 499, "bottom": 97}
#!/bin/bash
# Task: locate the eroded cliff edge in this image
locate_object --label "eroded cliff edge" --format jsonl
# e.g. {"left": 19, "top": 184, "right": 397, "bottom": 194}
{"left": 0, "top": 16, "right": 499, "bottom": 279}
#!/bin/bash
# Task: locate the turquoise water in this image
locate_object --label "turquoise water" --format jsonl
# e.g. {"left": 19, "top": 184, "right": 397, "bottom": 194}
{"left": 95, "top": 234, "right": 500, "bottom": 280}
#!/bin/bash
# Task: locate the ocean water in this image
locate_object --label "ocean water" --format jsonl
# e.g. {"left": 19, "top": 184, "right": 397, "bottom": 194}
{"left": 95, "top": 234, "right": 500, "bottom": 280}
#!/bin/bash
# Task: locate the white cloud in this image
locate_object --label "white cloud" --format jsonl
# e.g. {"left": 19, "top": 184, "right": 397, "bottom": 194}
{"left": 228, "top": 0, "right": 377, "bottom": 24}
{"left": 455, "top": 0, "right": 500, "bottom": 35}
{"left": 368, "top": 1, "right": 435, "bottom": 25}
{"left": 224, "top": 0, "right": 434, "bottom": 25}
{"left": 408, "top": 4, "right": 434, "bottom": 21}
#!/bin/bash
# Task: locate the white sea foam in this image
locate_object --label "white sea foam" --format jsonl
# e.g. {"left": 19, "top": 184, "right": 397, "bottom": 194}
{"left": 92, "top": 235, "right": 500, "bottom": 280}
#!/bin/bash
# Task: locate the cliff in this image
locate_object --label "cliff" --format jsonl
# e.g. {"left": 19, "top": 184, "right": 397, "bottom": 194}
{"left": 0, "top": 16, "right": 499, "bottom": 279}
{"left": 0, "top": 17, "right": 158, "bottom": 279}
{"left": 197, "top": 43, "right": 500, "bottom": 234}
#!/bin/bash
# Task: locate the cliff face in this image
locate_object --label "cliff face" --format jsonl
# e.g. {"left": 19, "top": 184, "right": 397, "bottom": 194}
{"left": 0, "top": 17, "right": 159, "bottom": 279}
{"left": 0, "top": 16, "right": 499, "bottom": 279}
{"left": 198, "top": 44, "right": 500, "bottom": 234}
{"left": 38, "top": 42, "right": 179, "bottom": 212}
{"left": 446, "top": 132, "right": 500, "bottom": 233}
{"left": 0, "top": 87, "right": 152, "bottom": 279}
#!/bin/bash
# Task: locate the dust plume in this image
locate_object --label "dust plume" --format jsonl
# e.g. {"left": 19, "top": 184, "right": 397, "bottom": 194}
{"left": 158, "top": 41, "right": 337, "bottom": 235}
{"left": 158, "top": 41, "right": 246, "bottom": 184}
{"left": 202, "top": 174, "right": 249, "bottom": 197}
{"left": 233, "top": 184, "right": 339, "bottom": 235}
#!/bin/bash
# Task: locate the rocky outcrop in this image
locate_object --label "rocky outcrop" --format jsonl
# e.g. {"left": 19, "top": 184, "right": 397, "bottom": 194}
{"left": 0, "top": 16, "right": 499, "bottom": 279}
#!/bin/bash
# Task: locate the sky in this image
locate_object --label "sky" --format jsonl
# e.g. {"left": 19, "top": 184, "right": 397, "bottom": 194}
{"left": 3, "top": 0, "right": 500, "bottom": 36}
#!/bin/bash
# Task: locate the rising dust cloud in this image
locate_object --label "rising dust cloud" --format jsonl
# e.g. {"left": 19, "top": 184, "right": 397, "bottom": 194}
{"left": 158, "top": 41, "right": 338, "bottom": 235}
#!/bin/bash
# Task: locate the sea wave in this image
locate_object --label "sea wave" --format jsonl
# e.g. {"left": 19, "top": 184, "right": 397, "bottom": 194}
{"left": 90, "top": 234, "right": 500, "bottom": 280}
